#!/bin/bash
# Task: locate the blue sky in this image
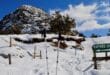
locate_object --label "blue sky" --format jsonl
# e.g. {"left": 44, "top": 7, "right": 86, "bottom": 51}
{"left": 0, "top": 0, "right": 110, "bottom": 37}
{"left": 0, "top": 0, "right": 106, "bottom": 19}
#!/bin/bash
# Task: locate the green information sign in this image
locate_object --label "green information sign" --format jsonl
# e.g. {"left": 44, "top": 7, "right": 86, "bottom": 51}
{"left": 92, "top": 43, "right": 110, "bottom": 53}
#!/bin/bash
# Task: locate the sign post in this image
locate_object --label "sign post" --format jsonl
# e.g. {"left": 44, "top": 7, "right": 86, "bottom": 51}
{"left": 92, "top": 43, "right": 110, "bottom": 69}
{"left": 8, "top": 54, "right": 11, "bottom": 65}
{"left": 9, "top": 37, "right": 12, "bottom": 47}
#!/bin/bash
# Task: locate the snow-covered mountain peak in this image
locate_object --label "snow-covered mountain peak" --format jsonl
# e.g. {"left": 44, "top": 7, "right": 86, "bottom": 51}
{"left": 18, "top": 5, "right": 46, "bottom": 15}
{"left": 0, "top": 5, "right": 50, "bottom": 34}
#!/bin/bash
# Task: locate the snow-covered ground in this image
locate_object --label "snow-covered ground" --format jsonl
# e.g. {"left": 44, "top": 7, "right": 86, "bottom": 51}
{"left": 0, "top": 34, "right": 110, "bottom": 75}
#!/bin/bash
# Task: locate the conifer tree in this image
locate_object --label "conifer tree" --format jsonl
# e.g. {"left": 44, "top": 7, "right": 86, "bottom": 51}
{"left": 50, "top": 11, "right": 76, "bottom": 35}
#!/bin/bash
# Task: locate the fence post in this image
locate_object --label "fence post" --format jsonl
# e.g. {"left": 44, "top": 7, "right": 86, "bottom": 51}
{"left": 105, "top": 52, "right": 108, "bottom": 61}
{"left": 9, "top": 37, "right": 12, "bottom": 47}
{"left": 75, "top": 48, "right": 77, "bottom": 56}
{"left": 40, "top": 50, "right": 42, "bottom": 59}
{"left": 33, "top": 46, "right": 36, "bottom": 59}
{"left": 8, "top": 54, "right": 11, "bottom": 65}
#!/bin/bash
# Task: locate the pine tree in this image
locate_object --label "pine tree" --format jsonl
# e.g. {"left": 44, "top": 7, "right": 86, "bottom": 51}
{"left": 107, "top": 29, "right": 110, "bottom": 36}
{"left": 50, "top": 11, "right": 76, "bottom": 35}
{"left": 91, "top": 33, "right": 98, "bottom": 38}
{"left": 79, "top": 33, "right": 86, "bottom": 38}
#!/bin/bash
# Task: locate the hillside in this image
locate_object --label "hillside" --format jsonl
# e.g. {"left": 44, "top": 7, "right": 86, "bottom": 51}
{"left": 0, "top": 5, "right": 50, "bottom": 34}
{"left": 0, "top": 34, "right": 110, "bottom": 75}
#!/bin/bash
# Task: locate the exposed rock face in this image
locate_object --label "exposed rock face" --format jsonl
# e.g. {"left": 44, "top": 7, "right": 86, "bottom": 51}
{"left": 0, "top": 5, "right": 50, "bottom": 34}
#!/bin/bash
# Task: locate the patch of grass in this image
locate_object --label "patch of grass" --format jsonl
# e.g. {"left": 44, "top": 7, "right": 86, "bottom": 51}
{"left": 51, "top": 41, "right": 68, "bottom": 49}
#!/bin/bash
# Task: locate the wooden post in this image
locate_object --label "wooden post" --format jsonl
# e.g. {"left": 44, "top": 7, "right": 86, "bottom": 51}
{"left": 75, "top": 48, "right": 77, "bottom": 56}
{"left": 40, "top": 50, "right": 42, "bottom": 59}
{"left": 9, "top": 37, "right": 12, "bottom": 47}
{"left": 105, "top": 52, "right": 108, "bottom": 57}
{"left": 33, "top": 46, "right": 36, "bottom": 59}
{"left": 105, "top": 52, "right": 108, "bottom": 61}
{"left": 94, "top": 58, "right": 97, "bottom": 69}
{"left": 42, "top": 28, "right": 46, "bottom": 40}
{"left": 93, "top": 51, "right": 97, "bottom": 69}
{"left": 8, "top": 54, "right": 11, "bottom": 65}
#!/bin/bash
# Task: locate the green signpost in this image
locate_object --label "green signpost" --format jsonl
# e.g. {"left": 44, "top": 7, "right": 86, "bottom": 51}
{"left": 92, "top": 43, "right": 110, "bottom": 52}
{"left": 92, "top": 43, "right": 110, "bottom": 69}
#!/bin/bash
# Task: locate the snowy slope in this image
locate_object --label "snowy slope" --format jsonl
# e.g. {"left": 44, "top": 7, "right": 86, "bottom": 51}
{"left": 0, "top": 35, "right": 110, "bottom": 75}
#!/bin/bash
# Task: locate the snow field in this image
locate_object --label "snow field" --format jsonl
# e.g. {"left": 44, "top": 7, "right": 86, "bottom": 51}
{"left": 0, "top": 35, "right": 110, "bottom": 75}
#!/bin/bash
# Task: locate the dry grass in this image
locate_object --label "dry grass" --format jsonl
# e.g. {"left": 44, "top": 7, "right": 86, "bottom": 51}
{"left": 51, "top": 41, "right": 68, "bottom": 49}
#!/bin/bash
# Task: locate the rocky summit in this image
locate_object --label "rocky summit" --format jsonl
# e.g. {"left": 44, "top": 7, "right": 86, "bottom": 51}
{"left": 0, "top": 5, "right": 50, "bottom": 34}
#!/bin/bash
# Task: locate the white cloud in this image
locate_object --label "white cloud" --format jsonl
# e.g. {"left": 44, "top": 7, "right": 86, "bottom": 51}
{"left": 95, "top": 2, "right": 110, "bottom": 22}
{"left": 49, "top": 2, "right": 110, "bottom": 31}
{"left": 95, "top": 7, "right": 110, "bottom": 13}
{"left": 61, "top": 4, "right": 97, "bottom": 23}
{"left": 77, "top": 20, "right": 101, "bottom": 31}
{"left": 101, "top": 23, "right": 110, "bottom": 29}
{"left": 97, "top": 15, "right": 110, "bottom": 21}
{"left": 99, "top": 1, "right": 109, "bottom": 7}
{"left": 77, "top": 20, "right": 110, "bottom": 31}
